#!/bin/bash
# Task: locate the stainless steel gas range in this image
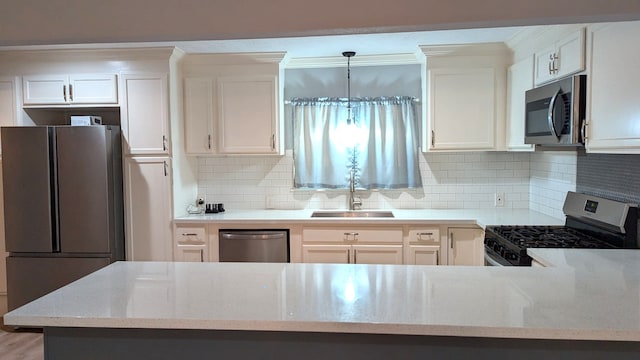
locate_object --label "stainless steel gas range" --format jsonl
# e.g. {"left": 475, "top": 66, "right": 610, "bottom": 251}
{"left": 484, "top": 191, "right": 639, "bottom": 266}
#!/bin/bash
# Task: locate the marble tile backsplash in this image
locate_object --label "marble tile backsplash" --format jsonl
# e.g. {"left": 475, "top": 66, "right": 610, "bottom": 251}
{"left": 197, "top": 151, "right": 532, "bottom": 212}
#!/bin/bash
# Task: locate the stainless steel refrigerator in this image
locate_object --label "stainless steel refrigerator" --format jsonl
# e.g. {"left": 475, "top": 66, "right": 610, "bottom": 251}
{"left": 1, "top": 125, "right": 124, "bottom": 311}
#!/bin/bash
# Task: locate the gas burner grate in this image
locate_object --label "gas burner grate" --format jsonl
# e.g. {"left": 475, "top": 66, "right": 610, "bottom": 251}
{"left": 489, "top": 225, "right": 616, "bottom": 249}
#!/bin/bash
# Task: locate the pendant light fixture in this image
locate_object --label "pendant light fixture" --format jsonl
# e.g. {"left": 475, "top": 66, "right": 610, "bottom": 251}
{"left": 342, "top": 51, "right": 356, "bottom": 125}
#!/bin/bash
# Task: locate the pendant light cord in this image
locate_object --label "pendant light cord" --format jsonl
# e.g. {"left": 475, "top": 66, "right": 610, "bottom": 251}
{"left": 342, "top": 51, "right": 355, "bottom": 124}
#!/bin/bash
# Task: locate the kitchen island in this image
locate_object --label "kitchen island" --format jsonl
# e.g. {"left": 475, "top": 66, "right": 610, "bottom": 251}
{"left": 5, "top": 250, "right": 640, "bottom": 359}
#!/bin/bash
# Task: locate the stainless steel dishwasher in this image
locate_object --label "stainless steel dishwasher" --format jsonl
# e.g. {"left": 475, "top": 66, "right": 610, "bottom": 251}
{"left": 218, "top": 229, "right": 289, "bottom": 262}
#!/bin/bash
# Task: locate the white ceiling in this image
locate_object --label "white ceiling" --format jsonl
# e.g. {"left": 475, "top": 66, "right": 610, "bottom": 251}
{"left": 0, "top": 26, "right": 531, "bottom": 59}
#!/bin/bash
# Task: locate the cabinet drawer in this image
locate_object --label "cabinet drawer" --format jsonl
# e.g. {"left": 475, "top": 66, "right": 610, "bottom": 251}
{"left": 175, "top": 227, "right": 207, "bottom": 244}
{"left": 408, "top": 228, "right": 440, "bottom": 243}
{"left": 302, "top": 227, "right": 403, "bottom": 243}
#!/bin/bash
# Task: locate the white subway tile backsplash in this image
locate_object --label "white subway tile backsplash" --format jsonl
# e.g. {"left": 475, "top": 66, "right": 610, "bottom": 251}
{"left": 195, "top": 151, "right": 534, "bottom": 211}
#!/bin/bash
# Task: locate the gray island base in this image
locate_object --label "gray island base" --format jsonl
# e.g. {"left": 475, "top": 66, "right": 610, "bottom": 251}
{"left": 46, "top": 327, "right": 640, "bottom": 360}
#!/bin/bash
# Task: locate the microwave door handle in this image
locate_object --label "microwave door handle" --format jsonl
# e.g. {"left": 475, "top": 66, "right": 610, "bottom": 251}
{"left": 547, "top": 88, "right": 561, "bottom": 139}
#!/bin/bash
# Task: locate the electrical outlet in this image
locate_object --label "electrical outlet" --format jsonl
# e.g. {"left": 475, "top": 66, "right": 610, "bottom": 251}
{"left": 495, "top": 192, "right": 505, "bottom": 207}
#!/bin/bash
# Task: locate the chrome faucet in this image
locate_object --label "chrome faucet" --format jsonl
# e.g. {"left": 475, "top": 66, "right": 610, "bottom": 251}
{"left": 349, "top": 170, "right": 362, "bottom": 211}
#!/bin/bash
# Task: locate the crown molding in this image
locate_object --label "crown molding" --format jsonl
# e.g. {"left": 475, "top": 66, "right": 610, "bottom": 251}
{"left": 182, "top": 52, "right": 288, "bottom": 66}
{"left": 285, "top": 53, "right": 423, "bottom": 69}
{"left": 419, "top": 42, "right": 511, "bottom": 57}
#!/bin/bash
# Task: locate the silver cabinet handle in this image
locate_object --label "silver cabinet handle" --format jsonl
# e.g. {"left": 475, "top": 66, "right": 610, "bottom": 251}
{"left": 436, "top": 251, "right": 439, "bottom": 265}
{"left": 200, "top": 249, "right": 204, "bottom": 262}
{"left": 162, "top": 135, "right": 168, "bottom": 151}
{"left": 347, "top": 248, "right": 351, "bottom": 264}
{"left": 208, "top": 134, "right": 212, "bottom": 150}
{"left": 343, "top": 232, "right": 359, "bottom": 241}
{"left": 182, "top": 233, "right": 198, "bottom": 236}
{"left": 450, "top": 233, "right": 454, "bottom": 249}
{"left": 353, "top": 248, "right": 357, "bottom": 264}
{"left": 69, "top": 84, "right": 73, "bottom": 101}
{"left": 417, "top": 232, "right": 433, "bottom": 241}
{"left": 581, "top": 122, "right": 587, "bottom": 142}
{"left": 431, "top": 130, "right": 435, "bottom": 147}
{"left": 163, "top": 161, "right": 168, "bottom": 176}
{"left": 271, "top": 134, "right": 275, "bottom": 151}
{"left": 63, "top": 85, "right": 67, "bottom": 102}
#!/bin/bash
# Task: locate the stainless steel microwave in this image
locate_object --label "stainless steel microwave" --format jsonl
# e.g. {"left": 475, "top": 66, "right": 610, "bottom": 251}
{"left": 525, "top": 74, "right": 586, "bottom": 146}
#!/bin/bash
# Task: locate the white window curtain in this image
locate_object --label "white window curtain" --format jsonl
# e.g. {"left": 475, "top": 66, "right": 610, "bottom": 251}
{"left": 292, "top": 96, "right": 422, "bottom": 190}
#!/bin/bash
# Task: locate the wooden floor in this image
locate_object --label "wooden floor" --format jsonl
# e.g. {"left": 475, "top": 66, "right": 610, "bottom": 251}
{"left": 0, "top": 296, "right": 44, "bottom": 360}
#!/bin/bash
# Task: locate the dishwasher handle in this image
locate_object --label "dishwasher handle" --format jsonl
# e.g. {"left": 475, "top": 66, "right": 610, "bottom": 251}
{"left": 220, "top": 232, "right": 286, "bottom": 240}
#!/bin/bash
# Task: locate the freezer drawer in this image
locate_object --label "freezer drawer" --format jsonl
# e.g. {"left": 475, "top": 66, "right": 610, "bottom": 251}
{"left": 6, "top": 256, "right": 111, "bottom": 311}
{"left": 219, "top": 230, "right": 289, "bottom": 263}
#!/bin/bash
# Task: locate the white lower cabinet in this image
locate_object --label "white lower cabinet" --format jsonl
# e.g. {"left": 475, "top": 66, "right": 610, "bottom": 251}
{"left": 301, "top": 244, "right": 350, "bottom": 264}
{"left": 124, "top": 157, "right": 173, "bottom": 261}
{"left": 447, "top": 227, "right": 485, "bottom": 266}
{"left": 301, "top": 227, "right": 403, "bottom": 264}
{"left": 405, "top": 227, "right": 442, "bottom": 265}
{"left": 407, "top": 245, "right": 440, "bottom": 265}
{"left": 174, "top": 225, "right": 208, "bottom": 262}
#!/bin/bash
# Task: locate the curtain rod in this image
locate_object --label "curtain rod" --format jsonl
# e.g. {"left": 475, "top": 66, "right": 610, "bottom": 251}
{"left": 285, "top": 97, "right": 420, "bottom": 105}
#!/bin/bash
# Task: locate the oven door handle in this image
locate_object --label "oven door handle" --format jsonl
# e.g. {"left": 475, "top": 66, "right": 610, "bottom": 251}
{"left": 484, "top": 252, "right": 504, "bottom": 267}
{"left": 547, "top": 88, "right": 561, "bottom": 139}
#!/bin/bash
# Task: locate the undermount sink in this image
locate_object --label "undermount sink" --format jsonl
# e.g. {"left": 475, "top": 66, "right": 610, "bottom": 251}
{"left": 310, "top": 210, "right": 394, "bottom": 218}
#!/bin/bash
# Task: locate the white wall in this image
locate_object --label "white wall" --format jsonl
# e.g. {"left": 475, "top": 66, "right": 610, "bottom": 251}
{"left": 194, "top": 151, "right": 530, "bottom": 212}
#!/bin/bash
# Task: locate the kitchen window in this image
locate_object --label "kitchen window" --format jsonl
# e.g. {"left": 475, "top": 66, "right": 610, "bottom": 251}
{"left": 291, "top": 96, "right": 421, "bottom": 190}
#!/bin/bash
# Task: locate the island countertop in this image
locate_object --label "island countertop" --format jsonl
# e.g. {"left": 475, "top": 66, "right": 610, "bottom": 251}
{"left": 5, "top": 249, "right": 640, "bottom": 342}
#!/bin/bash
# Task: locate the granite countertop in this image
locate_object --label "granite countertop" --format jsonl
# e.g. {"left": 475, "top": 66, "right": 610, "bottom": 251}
{"left": 5, "top": 249, "right": 640, "bottom": 341}
{"left": 174, "top": 208, "right": 564, "bottom": 228}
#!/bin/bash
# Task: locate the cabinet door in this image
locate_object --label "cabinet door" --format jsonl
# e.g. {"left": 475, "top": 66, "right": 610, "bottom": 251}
{"left": 506, "top": 57, "right": 535, "bottom": 151}
{"left": 121, "top": 74, "right": 170, "bottom": 155}
{"left": 68, "top": 74, "right": 118, "bottom": 104}
{"left": 448, "top": 227, "right": 484, "bottom": 266}
{"left": 175, "top": 246, "right": 207, "bottom": 262}
{"left": 428, "top": 68, "right": 495, "bottom": 150}
{"left": 124, "top": 157, "right": 173, "bottom": 261}
{"left": 217, "top": 75, "right": 278, "bottom": 154}
{"left": 587, "top": 22, "right": 640, "bottom": 153}
{"left": 302, "top": 244, "right": 350, "bottom": 264}
{"left": 555, "top": 29, "right": 585, "bottom": 79}
{"left": 407, "top": 245, "right": 440, "bottom": 265}
{"left": 0, "top": 77, "right": 17, "bottom": 153}
{"left": 353, "top": 245, "right": 403, "bottom": 265}
{"left": 22, "top": 75, "right": 68, "bottom": 104}
{"left": 533, "top": 47, "right": 556, "bottom": 86}
{"left": 184, "top": 78, "right": 215, "bottom": 154}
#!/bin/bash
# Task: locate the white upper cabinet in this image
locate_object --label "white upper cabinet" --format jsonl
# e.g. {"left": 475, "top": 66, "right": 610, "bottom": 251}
{"left": 184, "top": 77, "right": 215, "bottom": 155}
{"left": 22, "top": 73, "right": 118, "bottom": 106}
{"left": 421, "top": 44, "right": 509, "bottom": 152}
{"left": 120, "top": 73, "right": 170, "bottom": 155}
{"left": 506, "top": 56, "right": 535, "bottom": 151}
{"left": 217, "top": 75, "right": 278, "bottom": 154}
{"left": 586, "top": 21, "right": 640, "bottom": 153}
{"left": 534, "top": 28, "right": 585, "bottom": 86}
{"left": 182, "top": 52, "right": 286, "bottom": 156}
